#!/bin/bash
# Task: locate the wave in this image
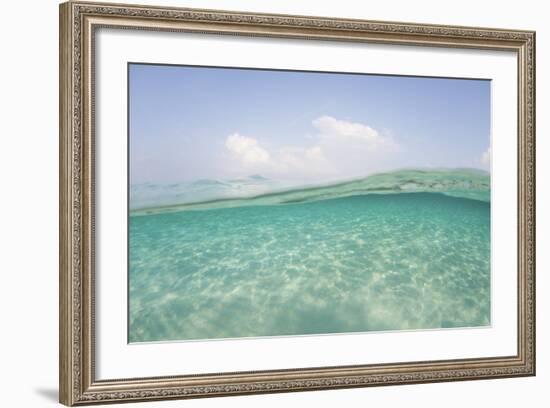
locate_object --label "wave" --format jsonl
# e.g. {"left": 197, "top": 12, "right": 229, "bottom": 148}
{"left": 130, "top": 168, "right": 490, "bottom": 215}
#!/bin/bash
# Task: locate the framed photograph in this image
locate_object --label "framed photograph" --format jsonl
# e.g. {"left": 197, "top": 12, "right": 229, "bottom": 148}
{"left": 59, "top": 1, "right": 536, "bottom": 405}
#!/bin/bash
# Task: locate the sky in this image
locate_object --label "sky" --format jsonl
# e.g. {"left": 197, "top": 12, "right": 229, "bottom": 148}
{"left": 129, "top": 63, "right": 491, "bottom": 185}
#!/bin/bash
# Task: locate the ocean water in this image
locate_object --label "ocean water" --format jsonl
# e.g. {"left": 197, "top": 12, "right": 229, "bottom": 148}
{"left": 129, "top": 169, "right": 491, "bottom": 343}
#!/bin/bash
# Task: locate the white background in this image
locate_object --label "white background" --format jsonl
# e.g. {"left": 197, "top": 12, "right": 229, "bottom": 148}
{"left": 0, "top": 0, "right": 546, "bottom": 407}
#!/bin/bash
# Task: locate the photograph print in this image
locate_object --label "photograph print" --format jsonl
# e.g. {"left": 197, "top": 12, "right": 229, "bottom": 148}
{"left": 128, "top": 64, "right": 491, "bottom": 343}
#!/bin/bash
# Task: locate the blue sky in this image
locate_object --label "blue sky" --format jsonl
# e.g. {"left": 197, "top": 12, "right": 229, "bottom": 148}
{"left": 129, "top": 63, "right": 491, "bottom": 185}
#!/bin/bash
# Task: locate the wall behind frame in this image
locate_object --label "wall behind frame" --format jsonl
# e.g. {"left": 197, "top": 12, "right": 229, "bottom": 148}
{"left": 0, "top": 0, "right": 545, "bottom": 407}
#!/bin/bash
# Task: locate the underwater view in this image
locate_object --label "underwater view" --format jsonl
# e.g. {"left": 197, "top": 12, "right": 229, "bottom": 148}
{"left": 128, "top": 63, "right": 491, "bottom": 343}
{"left": 129, "top": 169, "right": 490, "bottom": 342}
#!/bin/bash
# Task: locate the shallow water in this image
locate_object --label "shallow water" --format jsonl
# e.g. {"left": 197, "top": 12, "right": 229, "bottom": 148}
{"left": 129, "top": 188, "right": 490, "bottom": 342}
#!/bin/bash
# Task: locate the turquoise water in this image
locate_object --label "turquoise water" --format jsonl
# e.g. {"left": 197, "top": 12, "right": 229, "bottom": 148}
{"left": 129, "top": 169, "right": 491, "bottom": 343}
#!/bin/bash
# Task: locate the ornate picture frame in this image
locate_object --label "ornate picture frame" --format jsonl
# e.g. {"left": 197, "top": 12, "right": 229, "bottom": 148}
{"left": 59, "top": 1, "right": 535, "bottom": 405}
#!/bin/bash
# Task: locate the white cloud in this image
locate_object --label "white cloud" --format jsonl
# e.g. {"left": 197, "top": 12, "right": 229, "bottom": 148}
{"left": 277, "top": 145, "right": 332, "bottom": 177}
{"left": 481, "top": 147, "right": 491, "bottom": 167}
{"left": 312, "top": 115, "right": 398, "bottom": 151}
{"left": 313, "top": 115, "right": 380, "bottom": 142}
{"left": 305, "top": 145, "right": 323, "bottom": 160}
{"left": 225, "top": 133, "right": 270, "bottom": 165}
{"left": 223, "top": 116, "right": 400, "bottom": 181}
